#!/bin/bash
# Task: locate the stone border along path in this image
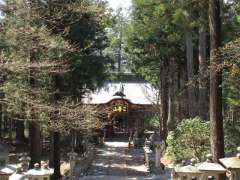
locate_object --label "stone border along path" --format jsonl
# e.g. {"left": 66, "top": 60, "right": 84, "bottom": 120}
{"left": 81, "top": 141, "right": 171, "bottom": 180}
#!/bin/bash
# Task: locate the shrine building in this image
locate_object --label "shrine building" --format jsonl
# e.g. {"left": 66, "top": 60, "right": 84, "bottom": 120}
{"left": 83, "top": 74, "right": 157, "bottom": 136}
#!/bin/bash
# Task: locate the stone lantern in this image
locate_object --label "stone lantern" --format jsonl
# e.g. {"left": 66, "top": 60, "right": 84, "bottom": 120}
{"left": 68, "top": 152, "right": 78, "bottom": 179}
{"left": 9, "top": 166, "right": 26, "bottom": 180}
{"left": 0, "top": 164, "right": 18, "bottom": 180}
{"left": 172, "top": 158, "right": 203, "bottom": 180}
{"left": 197, "top": 154, "right": 226, "bottom": 180}
{"left": 0, "top": 144, "right": 17, "bottom": 180}
{"left": 25, "top": 163, "right": 54, "bottom": 180}
{"left": 143, "top": 146, "right": 153, "bottom": 171}
{"left": 0, "top": 144, "right": 9, "bottom": 167}
{"left": 9, "top": 173, "right": 25, "bottom": 180}
{"left": 219, "top": 147, "right": 240, "bottom": 180}
{"left": 19, "top": 153, "right": 31, "bottom": 172}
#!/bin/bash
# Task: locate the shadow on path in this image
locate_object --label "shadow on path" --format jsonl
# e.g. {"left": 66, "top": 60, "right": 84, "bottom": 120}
{"left": 81, "top": 137, "right": 171, "bottom": 180}
{"left": 83, "top": 139, "right": 148, "bottom": 179}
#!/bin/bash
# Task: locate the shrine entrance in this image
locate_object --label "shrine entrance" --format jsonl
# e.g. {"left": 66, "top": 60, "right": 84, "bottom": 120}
{"left": 105, "top": 98, "right": 130, "bottom": 138}
{"left": 103, "top": 98, "right": 153, "bottom": 139}
{"left": 112, "top": 113, "right": 128, "bottom": 135}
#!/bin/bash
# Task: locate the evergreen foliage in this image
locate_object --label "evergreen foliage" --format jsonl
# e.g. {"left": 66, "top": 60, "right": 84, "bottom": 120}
{"left": 0, "top": 0, "right": 112, "bottom": 133}
{"left": 224, "top": 118, "right": 240, "bottom": 154}
{"left": 166, "top": 117, "right": 210, "bottom": 162}
{"left": 145, "top": 115, "right": 160, "bottom": 130}
{"left": 36, "top": 0, "right": 113, "bottom": 99}
{"left": 0, "top": 0, "right": 72, "bottom": 122}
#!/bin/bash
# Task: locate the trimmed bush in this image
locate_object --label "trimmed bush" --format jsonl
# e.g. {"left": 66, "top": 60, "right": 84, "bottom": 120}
{"left": 166, "top": 117, "right": 210, "bottom": 162}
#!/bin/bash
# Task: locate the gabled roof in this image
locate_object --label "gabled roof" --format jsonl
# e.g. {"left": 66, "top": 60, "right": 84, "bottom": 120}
{"left": 83, "top": 82, "right": 157, "bottom": 105}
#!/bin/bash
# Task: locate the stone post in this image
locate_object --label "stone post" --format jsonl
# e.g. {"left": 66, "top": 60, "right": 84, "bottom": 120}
{"left": 89, "top": 144, "right": 94, "bottom": 161}
{"left": 144, "top": 138, "right": 151, "bottom": 147}
{"left": 155, "top": 143, "right": 161, "bottom": 168}
{"left": 237, "top": 147, "right": 240, "bottom": 178}
{"left": 68, "top": 152, "right": 78, "bottom": 179}
{"left": 154, "top": 140, "right": 165, "bottom": 173}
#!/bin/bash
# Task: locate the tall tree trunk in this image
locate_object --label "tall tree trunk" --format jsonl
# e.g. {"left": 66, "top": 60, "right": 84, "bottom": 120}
{"left": 49, "top": 131, "right": 61, "bottom": 180}
{"left": 118, "top": 30, "right": 122, "bottom": 72}
{"left": 167, "top": 58, "right": 176, "bottom": 131}
{"left": 198, "top": 27, "right": 209, "bottom": 120}
{"left": 160, "top": 62, "right": 168, "bottom": 140}
{"left": 49, "top": 129, "right": 61, "bottom": 180}
{"left": 49, "top": 73, "right": 62, "bottom": 179}
{"left": 180, "top": 62, "right": 189, "bottom": 119}
{"left": 71, "top": 130, "right": 77, "bottom": 151}
{"left": 29, "top": 57, "right": 42, "bottom": 167}
{"left": 9, "top": 118, "right": 13, "bottom": 142}
{"left": 209, "top": 0, "right": 224, "bottom": 162}
{"left": 186, "top": 32, "right": 197, "bottom": 118}
{"left": 0, "top": 104, "right": 3, "bottom": 139}
{"left": 15, "top": 120, "right": 26, "bottom": 143}
{"left": 175, "top": 68, "right": 181, "bottom": 121}
{"left": 29, "top": 122, "right": 41, "bottom": 168}
{"left": 47, "top": 2, "right": 62, "bottom": 178}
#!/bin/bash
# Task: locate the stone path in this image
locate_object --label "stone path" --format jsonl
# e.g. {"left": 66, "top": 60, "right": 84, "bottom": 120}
{"left": 86, "top": 141, "right": 147, "bottom": 177}
{"left": 81, "top": 141, "right": 171, "bottom": 180}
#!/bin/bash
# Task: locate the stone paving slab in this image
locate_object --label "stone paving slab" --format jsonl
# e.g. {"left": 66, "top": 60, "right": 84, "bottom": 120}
{"left": 82, "top": 141, "right": 171, "bottom": 180}
{"left": 81, "top": 174, "right": 171, "bottom": 180}
{"left": 84, "top": 141, "right": 147, "bottom": 177}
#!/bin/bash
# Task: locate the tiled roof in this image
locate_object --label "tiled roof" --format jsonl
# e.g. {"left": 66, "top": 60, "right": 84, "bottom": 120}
{"left": 83, "top": 82, "right": 157, "bottom": 105}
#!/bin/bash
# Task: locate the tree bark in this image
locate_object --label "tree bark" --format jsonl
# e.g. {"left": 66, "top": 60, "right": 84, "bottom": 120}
{"left": 49, "top": 131, "right": 61, "bottom": 180}
{"left": 48, "top": 2, "right": 62, "bottom": 178}
{"left": 29, "top": 121, "right": 41, "bottom": 168}
{"left": 15, "top": 120, "right": 26, "bottom": 143}
{"left": 160, "top": 62, "right": 168, "bottom": 141}
{"left": 9, "top": 118, "right": 13, "bottom": 142}
{"left": 209, "top": 0, "right": 224, "bottom": 162}
{"left": 49, "top": 73, "right": 62, "bottom": 179}
{"left": 180, "top": 63, "right": 189, "bottom": 119}
{"left": 186, "top": 31, "right": 197, "bottom": 118}
{"left": 0, "top": 104, "right": 3, "bottom": 139}
{"left": 167, "top": 58, "right": 176, "bottom": 131}
{"left": 71, "top": 130, "right": 77, "bottom": 151}
{"left": 198, "top": 27, "right": 209, "bottom": 120}
{"left": 176, "top": 64, "right": 184, "bottom": 122}
{"left": 28, "top": 25, "right": 42, "bottom": 168}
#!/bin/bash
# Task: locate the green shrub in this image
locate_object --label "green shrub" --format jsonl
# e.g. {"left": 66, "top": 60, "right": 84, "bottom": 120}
{"left": 145, "top": 115, "right": 160, "bottom": 130}
{"left": 166, "top": 117, "right": 210, "bottom": 162}
{"left": 224, "top": 118, "right": 240, "bottom": 154}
